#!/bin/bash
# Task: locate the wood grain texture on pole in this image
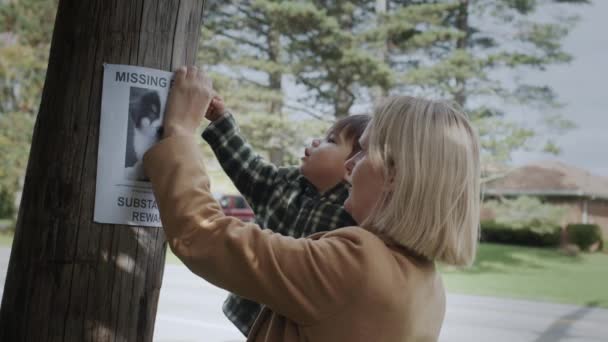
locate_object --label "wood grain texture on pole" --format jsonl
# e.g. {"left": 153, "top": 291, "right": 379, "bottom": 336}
{"left": 0, "top": 1, "right": 205, "bottom": 341}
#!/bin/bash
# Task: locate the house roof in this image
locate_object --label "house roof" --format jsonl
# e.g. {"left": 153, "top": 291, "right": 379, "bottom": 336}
{"left": 483, "top": 160, "right": 608, "bottom": 200}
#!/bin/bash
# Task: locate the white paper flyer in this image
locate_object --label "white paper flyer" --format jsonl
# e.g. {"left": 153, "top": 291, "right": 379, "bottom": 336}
{"left": 94, "top": 64, "right": 173, "bottom": 227}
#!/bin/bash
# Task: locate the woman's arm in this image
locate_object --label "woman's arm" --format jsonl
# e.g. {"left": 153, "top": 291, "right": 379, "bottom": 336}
{"left": 144, "top": 135, "right": 367, "bottom": 324}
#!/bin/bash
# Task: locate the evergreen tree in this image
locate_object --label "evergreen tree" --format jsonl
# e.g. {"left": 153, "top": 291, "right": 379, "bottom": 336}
{"left": 200, "top": 0, "right": 586, "bottom": 169}
{"left": 200, "top": 0, "right": 333, "bottom": 165}
{"left": 268, "top": 0, "right": 387, "bottom": 118}
{"left": 400, "top": 0, "right": 586, "bottom": 166}
{"left": 271, "top": 0, "right": 458, "bottom": 118}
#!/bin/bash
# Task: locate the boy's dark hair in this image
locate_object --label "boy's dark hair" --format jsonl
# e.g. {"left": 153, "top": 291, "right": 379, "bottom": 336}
{"left": 326, "top": 114, "right": 371, "bottom": 157}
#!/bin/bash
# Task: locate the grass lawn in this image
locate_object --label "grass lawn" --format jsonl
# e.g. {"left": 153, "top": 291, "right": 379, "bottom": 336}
{"left": 0, "top": 232, "right": 13, "bottom": 247}
{"left": 440, "top": 243, "right": 608, "bottom": 308}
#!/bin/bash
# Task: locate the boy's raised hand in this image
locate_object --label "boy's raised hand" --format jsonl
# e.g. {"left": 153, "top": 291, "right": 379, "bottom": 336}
{"left": 163, "top": 66, "right": 213, "bottom": 138}
{"left": 205, "top": 96, "right": 226, "bottom": 122}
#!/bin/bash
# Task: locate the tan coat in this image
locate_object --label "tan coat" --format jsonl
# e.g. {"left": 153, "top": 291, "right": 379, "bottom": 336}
{"left": 144, "top": 136, "right": 446, "bottom": 342}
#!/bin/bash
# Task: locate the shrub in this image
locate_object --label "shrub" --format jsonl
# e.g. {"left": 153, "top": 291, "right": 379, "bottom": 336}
{"left": 484, "top": 196, "right": 567, "bottom": 234}
{"left": 566, "top": 224, "right": 603, "bottom": 251}
{"left": 481, "top": 220, "right": 561, "bottom": 247}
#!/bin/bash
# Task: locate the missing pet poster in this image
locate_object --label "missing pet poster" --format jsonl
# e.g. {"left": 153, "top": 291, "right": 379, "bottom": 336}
{"left": 94, "top": 64, "right": 172, "bottom": 227}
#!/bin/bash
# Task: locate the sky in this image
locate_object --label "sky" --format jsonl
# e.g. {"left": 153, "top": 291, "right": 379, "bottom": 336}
{"left": 510, "top": 0, "right": 608, "bottom": 176}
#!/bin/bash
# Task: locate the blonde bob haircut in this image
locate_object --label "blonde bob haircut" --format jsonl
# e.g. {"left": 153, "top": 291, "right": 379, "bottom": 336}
{"left": 363, "top": 96, "right": 481, "bottom": 267}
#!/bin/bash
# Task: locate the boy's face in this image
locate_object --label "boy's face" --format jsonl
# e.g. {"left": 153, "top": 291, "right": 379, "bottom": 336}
{"left": 300, "top": 130, "right": 353, "bottom": 193}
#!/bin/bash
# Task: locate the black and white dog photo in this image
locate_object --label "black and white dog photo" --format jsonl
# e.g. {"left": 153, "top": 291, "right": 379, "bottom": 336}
{"left": 124, "top": 87, "right": 163, "bottom": 181}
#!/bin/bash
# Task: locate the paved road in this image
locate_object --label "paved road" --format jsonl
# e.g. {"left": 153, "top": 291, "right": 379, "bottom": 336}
{"left": 1, "top": 248, "right": 606, "bottom": 341}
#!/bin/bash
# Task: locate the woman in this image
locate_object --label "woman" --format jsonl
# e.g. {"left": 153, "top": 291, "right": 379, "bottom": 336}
{"left": 143, "top": 66, "right": 480, "bottom": 341}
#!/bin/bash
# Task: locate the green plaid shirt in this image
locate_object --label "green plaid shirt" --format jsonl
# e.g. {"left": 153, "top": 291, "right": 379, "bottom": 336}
{"left": 202, "top": 114, "right": 356, "bottom": 337}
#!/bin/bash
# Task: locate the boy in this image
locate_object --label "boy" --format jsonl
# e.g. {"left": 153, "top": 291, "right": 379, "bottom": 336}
{"left": 202, "top": 97, "right": 370, "bottom": 336}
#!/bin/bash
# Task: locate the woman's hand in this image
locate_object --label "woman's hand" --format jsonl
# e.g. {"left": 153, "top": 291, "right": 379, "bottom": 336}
{"left": 163, "top": 66, "right": 213, "bottom": 138}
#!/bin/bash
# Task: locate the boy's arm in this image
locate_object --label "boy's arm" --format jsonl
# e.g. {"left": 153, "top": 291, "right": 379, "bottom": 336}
{"left": 144, "top": 136, "right": 366, "bottom": 324}
{"left": 202, "top": 113, "right": 279, "bottom": 213}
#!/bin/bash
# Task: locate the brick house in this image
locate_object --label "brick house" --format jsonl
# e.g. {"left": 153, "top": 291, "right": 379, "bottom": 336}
{"left": 482, "top": 161, "right": 608, "bottom": 239}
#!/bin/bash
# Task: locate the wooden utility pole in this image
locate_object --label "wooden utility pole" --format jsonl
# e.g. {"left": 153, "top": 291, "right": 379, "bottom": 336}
{"left": 0, "top": 1, "right": 205, "bottom": 341}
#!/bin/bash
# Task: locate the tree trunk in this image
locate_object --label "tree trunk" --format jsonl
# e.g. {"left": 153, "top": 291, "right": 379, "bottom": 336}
{"left": 333, "top": 5, "right": 356, "bottom": 119}
{"left": 267, "top": 24, "right": 285, "bottom": 165}
{"left": 455, "top": 0, "right": 469, "bottom": 107}
{"left": 376, "top": 0, "right": 390, "bottom": 96}
{"left": 0, "top": 1, "right": 205, "bottom": 341}
{"left": 334, "top": 85, "right": 355, "bottom": 119}
{"left": 268, "top": 27, "right": 283, "bottom": 116}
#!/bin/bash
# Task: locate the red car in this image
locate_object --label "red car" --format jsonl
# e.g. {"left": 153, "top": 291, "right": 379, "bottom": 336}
{"left": 216, "top": 193, "right": 256, "bottom": 222}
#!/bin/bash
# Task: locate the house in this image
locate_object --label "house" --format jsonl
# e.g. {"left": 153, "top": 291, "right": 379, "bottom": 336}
{"left": 482, "top": 160, "right": 608, "bottom": 239}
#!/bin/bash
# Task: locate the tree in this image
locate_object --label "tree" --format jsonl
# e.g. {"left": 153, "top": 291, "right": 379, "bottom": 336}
{"left": 201, "top": 1, "right": 365, "bottom": 165}
{"left": 0, "top": 0, "right": 57, "bottom": 214}
{"left": 265, "top": 0, "right": 456, "bottom": 118}
{"left": 200, "top": 0, "right": 296, "bottom": 164}
{"left": 0, "top": 112, "right": 34, "bottom": 217}
{"left": 402, "top": 0, "right": 587, "bottom": 165}
{"left": 201, "top": 0, "right": 457, "bottom": 129}
{"left": 201, "top": 0, "right": 585, "bottom": 167}
{"left": 270, "top": 0, "right": 390, "bottom": 118}
{"left": 0, "top": 1, "right": 205, "bottom": 341}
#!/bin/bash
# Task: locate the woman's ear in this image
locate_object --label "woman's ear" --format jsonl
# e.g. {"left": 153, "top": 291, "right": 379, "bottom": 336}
{"left": 343, "top": 154, "right": 355, "bottom": 184}
{"left": 384, "top": 166, "right": 396, "bottom": 189}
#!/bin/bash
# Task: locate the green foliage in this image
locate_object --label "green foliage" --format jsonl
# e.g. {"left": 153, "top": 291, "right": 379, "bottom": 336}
{"left": 484, "top": 196, "right": 567, "bottom": 234}
{"left": 0, "top": 0, "right": 57, "bottom": 209}
{"left": 473, "top": 114, "right": 536, "bottom": 163}
{"left": 566, "top": 224, "right": 603, "bottom": 251}
{"left": 0, "top": 0, "right": 57, "bottom": 46}
{"left": 0, "top": 0, "right": 57, "bottom": 114}
{"left": 201, "top": 0, "right": 478, "bottom": 165}
{"left": 0, "top": 188, "right": 15, "bottom": 218}
{"left": 481, "top": 196, "right": 567, "bottom": 247}
{"left": 200, "top": 1, "right": 292, "bottom": 163}
{"left": 201, "top": 0, "right": 584, "bottom": 171}
{"left": 398, "top": 0, "right": 582, "bottom": 167}
{"left": 0, "top": 111, "right": 34, "bottom": 194}
{"left": 271, "top": 0, "right": 394, "bottom": 117}
{"left": 481, "top": 220, "right": 561, "bottom": 247}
